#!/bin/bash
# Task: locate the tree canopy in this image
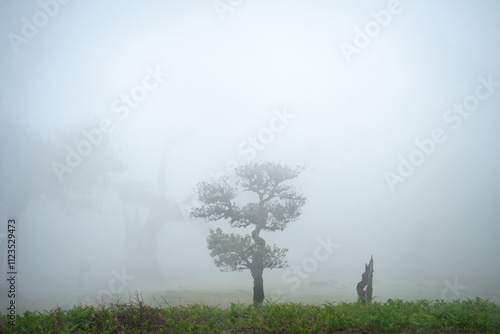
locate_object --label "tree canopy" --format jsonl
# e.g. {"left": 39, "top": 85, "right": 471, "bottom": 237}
{"left": 192, "top": 162, "right": 306, "bottom": 231}
{"left": 191, "top": 161, "right": 306, "bottom": 306}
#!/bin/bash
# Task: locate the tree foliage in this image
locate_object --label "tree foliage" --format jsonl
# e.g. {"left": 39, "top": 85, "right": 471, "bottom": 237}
{"left": 207, "top": 227, "right": 288, "bottom": 272}
{"left": 192, "top": 162, "right": 306, "bottom": 231}
{"left": 192, "top": 161, "right": 306, "bottom": 278}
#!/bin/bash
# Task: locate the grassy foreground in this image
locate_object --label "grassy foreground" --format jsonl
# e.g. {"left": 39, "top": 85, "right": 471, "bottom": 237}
{"left": 1, "top": 297, "right": 499, "bottom": 333}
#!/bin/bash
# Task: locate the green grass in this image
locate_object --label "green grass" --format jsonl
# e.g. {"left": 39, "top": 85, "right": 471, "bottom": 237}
{"left": 1, "top": 296, "right": 499, "bottom": 333}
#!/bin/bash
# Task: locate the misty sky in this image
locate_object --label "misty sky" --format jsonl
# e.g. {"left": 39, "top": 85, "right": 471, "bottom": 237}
{"left": 1, "top": 0, "right": 500, "bottom": 309}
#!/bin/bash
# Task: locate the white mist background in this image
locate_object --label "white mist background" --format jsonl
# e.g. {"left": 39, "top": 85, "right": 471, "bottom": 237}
{"left": 1, "top": 0, "right": 499, "bottom": 309}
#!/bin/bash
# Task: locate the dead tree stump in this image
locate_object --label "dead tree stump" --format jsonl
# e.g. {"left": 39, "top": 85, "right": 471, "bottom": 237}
{"left": 356, "top": 256, "right": 373, "bottom": 304}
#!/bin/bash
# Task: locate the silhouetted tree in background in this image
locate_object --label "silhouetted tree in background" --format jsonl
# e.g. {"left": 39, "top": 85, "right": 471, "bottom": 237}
{"left": 0, "top": 118, "right": 126, "bottom": 301}
{"left": 0, "top": 118, "right": 194, "bottom": 302}
{"left": 113, "top": 135, "right": 195, "bottom": 285}
{"left": 0, "top": 119, "right": 126, "bottom": 218}
{"left": 192, "top": 161, "right": 306, "bottom": 306}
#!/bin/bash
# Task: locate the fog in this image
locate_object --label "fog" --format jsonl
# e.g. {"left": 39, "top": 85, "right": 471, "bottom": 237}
{"left": 1, "top": 0, "right": 500, "bottom": 312}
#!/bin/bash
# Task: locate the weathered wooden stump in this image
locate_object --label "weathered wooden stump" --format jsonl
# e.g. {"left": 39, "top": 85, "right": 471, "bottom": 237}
{"left": 356, "top": 256, "right": 373, "bottom": 304}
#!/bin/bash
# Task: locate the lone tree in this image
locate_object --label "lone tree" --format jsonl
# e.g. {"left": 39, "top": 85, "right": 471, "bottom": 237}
{"left": 191, "top": 161, "right": 306, "bottom": 306}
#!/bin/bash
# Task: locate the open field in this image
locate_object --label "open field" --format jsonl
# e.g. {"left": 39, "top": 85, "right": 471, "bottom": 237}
{"left": 1, "top": 295, "right": 499, "bottom": 333}
{"left": 6, "top": 279, "right": 499, "bottom": 314}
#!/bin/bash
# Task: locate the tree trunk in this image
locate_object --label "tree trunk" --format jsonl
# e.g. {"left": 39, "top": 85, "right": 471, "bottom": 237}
{"left": 252, "top": 264, "right": 264, "bottom": 307}
{"left": 356, "top": 256, "right": 374, "bottom": 304}
{"left": 251, "top": 228, "right": 266, "bottom": 307}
